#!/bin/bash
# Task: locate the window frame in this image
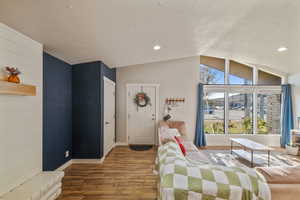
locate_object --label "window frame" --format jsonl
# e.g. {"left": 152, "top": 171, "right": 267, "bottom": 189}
{"left": 228, "top": 92, "right": 254, "bottom": 135}
{"left": 200, "top": 57, "right": 285, "bottom": 135}
{"left": 200, "top": 56, "right": 285, "bottom": 86}
{"left": 204, "top": 85, "right": 282, "bottom": 135}
{"left": 256, "top": 93, "right": 282, "bottom": 135}
{"left": 203, "top": 91, "right": 226, "bottom": 134}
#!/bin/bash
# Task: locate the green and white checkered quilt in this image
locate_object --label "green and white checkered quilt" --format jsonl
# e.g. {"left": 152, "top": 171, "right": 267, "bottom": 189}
{"left": 157, "top": 142, "right": 271, "bottom": 200}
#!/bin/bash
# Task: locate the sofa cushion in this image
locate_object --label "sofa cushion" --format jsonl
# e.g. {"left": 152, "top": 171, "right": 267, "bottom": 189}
{"left": 180, "top": 141, "right": 212, "bottom": 164}
{"left": 182, "top": 141, "right": 199, "bottom": 152}
{"left": 256, "top": 166, "right": 300, "bottom": 184}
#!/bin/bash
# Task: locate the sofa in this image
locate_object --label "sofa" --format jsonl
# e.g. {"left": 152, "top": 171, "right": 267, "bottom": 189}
{"left": 158, "top": 121, "right": 210, "bottom": 163}
{"left": 157, "top": 120, "right": 300, "bottom": 200}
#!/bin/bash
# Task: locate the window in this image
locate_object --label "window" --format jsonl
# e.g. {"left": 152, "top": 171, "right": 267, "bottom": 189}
{"left": 258, "top": 70, "right": 282, "bottom": 85}
{"left": 257, "top": 94, "right": 281, "bottom": 134}
{"left": 228, "top": 93, "right": 253, "bottom": 134}
{"left": 200, "top": 55, "right": 283, "bottom": 135}
{"left": 204, "top": 92, "right": 225, "bottom": 134}
{"left": 200, "top": 56, "right": 225, "bottom": 84}
{"left": 203, "top": 86, "right": 281, "bottom": 135}
{"left": 229, "top": 61, "right": 253, "bottom": 85}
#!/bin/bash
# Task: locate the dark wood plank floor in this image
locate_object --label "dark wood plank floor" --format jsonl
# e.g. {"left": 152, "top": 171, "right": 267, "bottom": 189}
{"left": 57, "top": 146, "right": 157, "bottom": 200}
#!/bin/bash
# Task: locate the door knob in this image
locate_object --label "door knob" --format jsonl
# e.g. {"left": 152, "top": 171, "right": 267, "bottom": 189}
{"left": 105, "top": 122, "right": 110, "bottom": 125}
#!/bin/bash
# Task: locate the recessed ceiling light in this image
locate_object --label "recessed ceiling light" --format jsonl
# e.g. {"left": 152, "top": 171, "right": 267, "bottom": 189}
{"left": 277, "top": 47, "right": 288, "bottom": 52}
{"left": 153, "top": 45, "right": 161, "bottom": 50}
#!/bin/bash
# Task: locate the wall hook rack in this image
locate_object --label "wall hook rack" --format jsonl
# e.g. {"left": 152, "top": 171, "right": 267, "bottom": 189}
{"left": 165, "top": 97, "right": 185, "bottom": 106}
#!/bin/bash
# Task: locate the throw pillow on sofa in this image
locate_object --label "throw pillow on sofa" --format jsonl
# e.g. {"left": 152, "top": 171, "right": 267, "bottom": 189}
{"left": 174, "top": 136, "right": 187, "bottom": 156}
{"left": 160, "top": 128, "right": 181, "bottom": 144}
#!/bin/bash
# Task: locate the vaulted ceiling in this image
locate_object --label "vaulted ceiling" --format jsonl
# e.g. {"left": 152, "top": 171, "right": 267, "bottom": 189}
{"left": 0, "top": 0, "right": 299, "bottom": 74}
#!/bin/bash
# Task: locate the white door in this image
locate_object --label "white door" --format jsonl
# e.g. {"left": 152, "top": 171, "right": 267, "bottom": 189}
{"left": 127, "top": 84, "right": 158, "bottom": 145}
{"left": 104, "top": 77, "right": 116, "bottom": 156}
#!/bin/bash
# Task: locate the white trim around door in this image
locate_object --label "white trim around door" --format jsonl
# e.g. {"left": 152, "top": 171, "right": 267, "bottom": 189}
{"left": 126, "top": 84, "right": 160, "bottom": 145}
{"left": 103, "top": 76, "right": 116, "bottom": 157}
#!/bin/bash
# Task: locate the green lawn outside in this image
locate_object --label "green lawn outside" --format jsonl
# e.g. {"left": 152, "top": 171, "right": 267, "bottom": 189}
{"left": 204, "top": 118, "right": 270, "bottom": 134}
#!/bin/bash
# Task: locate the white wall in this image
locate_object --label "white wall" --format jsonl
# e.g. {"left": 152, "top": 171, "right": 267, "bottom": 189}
{"left": 0, "top": 23, "right": 43, "bottom": 196}
{"left": 116, "top": 57, "right": 199, "bottom": 143}
{"left": 206, "top": 134, "right": 280, "bottom": 147}
{"left": 117, "top": 56, "right": 282, "bottom": 147}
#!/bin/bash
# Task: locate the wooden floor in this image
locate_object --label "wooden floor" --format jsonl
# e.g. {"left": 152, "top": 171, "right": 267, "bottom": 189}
{"left": 57, "top": 146, "right": 158, "bottom": 200}
{"left": 57, "top": 145, "right": 289, "bottom": 200}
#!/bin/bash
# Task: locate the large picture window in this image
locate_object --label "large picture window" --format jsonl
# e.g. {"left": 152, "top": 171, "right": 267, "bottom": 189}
{"left": 201, "top": 56, "right": 283, "bottom": 135}
{"left": 204, "top": 86, "right": 281, "bottom": 135}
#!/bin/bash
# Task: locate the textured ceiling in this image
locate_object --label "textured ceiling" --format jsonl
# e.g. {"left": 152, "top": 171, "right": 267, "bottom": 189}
{"left": 0, "top": 0, "right": 299, "bottom": 73}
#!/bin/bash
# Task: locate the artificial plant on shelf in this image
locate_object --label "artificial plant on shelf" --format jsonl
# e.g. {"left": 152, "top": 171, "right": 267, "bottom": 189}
{"left": 5, "top": 67, "right": 21, "bottom": 84}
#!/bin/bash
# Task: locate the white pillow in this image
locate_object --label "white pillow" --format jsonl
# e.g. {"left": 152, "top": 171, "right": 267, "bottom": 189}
{"left": 163, "top": 128, "right": 181, "bottom": 137}
{"left": 160, "top": 128, "right": 181, "bottom": 144}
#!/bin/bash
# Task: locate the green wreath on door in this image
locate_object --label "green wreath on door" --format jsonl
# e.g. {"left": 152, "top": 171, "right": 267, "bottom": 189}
{"left": 134, "top": 92, "right": 151, "bottom": 107}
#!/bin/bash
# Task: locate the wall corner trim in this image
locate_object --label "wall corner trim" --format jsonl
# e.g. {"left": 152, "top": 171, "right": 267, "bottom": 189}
{"left": 55, "top": 160, "right": 73, "bottom": 171}
{"left": 72, "top": 159, "right": 104, "bottom": 164}
{"left": 55, "top": 158, "right": 105, "bottom": 171}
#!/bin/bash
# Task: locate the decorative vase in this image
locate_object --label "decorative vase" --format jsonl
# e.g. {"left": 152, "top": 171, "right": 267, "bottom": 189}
{"left": 7, "top": 75, "right": 20, "bottom": 84}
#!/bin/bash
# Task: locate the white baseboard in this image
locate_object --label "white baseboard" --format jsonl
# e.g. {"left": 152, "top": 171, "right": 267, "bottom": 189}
{"left": 55, "top": 160, "right": 72, "bottom": 171}
{"left": 55, "top": 158, "right": 104, "bottom": 171}
{"left": 72, "top": 158, "right": 104, "bottom": 164}
{"left": 115, "top": 142, "right": 128, "bottom": 146}
{"left": 54, "top": 143, "right": 126, "bottom": 171}
{"left": 103, "top": 143, "right": 116, "bottom": 158}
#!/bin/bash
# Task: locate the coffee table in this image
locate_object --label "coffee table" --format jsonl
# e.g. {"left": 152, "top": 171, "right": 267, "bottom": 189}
{"left": 230, "top": 138, "right": 273, "bottom": 167}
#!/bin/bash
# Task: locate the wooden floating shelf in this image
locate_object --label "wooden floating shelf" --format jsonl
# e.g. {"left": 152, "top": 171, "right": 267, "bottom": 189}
{"left": 0, "top": 80, "right": 36, "bottom": 96}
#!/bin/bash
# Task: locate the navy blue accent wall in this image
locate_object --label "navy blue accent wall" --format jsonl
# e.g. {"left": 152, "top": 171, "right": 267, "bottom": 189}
{"left": 72, "top": 62, "right": 102, "bottom": 159}
{"left": 72, "top": 61, "right": 116, "bottom": 159}
{"left": 102, "top": 63, "right": 116, "bottom": 82}
{"left": 43, "top": 52, "right": 72, "bottom": 171}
